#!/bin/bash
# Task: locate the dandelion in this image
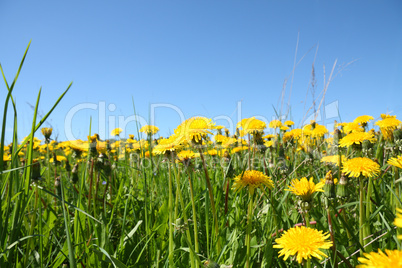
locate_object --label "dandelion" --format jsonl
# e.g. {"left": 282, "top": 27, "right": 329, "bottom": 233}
{"left": 49, "top": 155, "right": 67, "bottom": 163}
{"left": 321, "top": 155, "right": 347, "bottom": 166}
{"left": 111, "top": 128, "right": 122, "bottom": 136}
{"left": 343, "top": 122, "right": 364, "bottom": 133}
{"left": 284, "top": 120, "right": 294, "bottom": 126}
{"left": 354, "top": 115, "right": 374, "bottom": 125}
{"left": 286, "top": 177, "right": 324, "bottom": 202}
{"left": 140, "top": 125, "right": 159, "bottom": 135}
{"left": 283, "top": 128, "right": 302, "bottom": 143}
{"left": 269, "top": 119, "right": 282, "bottom": 129}
{"left": 388, "top": 155, "right": 402, "bottom": 169}
{"left": 175, "top": 117, "right": 215, "bottom": 144}
{"left": 395, "top": 208, "right": 402, "bottom": 240}
{"left": 357, "top": 249, "right": 402, "bottom": 267}
{"left": 375, "top": 117, "right": 401, "bottom": 140}
{"left": 41, "top": 127, "right": 52, "bottom": 143}
{"left": 274, "top": 226, "right": 333, "bottom": 264}
{"left": 339, "top": 131, "right": 376, "bottom": 147}
{"left": 342, "top": 157, "right": 380, "bottom": 178}
{"left": 232, "top": 170, "right": 274, "bottom": 195}
{"left": 153, "top": 134, "right": 183, "bottom": 155}
{"left": 237, "top": 117, "right": 266, "bottom": 134}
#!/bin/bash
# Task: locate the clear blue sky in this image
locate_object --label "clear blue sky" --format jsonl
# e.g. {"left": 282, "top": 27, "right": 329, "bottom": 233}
{"left": 1, "top": 1, "right": 401, "bottom": 142}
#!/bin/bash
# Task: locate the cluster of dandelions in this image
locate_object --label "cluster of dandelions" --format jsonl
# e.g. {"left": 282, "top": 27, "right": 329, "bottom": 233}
{"left": 3, "top": 112, "right": 402, "bottom": 267}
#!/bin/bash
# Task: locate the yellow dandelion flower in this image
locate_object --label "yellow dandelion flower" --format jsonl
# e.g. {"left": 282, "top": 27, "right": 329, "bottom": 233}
{"left": 269, "top": 119, "right": 282, "bottom": 129}
{"left": 286, "top": 177, "right": 325, "bottom": 202}
{"left": 221, "top": 137, "right": 237, "bottom": 148}
{"left": 175, "top": 117, "right": 215, "bottom": 143}
{"left": 263, "top": 134, "right": 276, "bottom": 140}
{"left": 339, "top": 132, "right": 376, "bottom": 147}
{"left": 41, "top": 127, "right": 52, "bottom": 140}
{"left": 140, "top": 125, "right": 159, "bottom": 135}
{"left": 273, "top": 226, "right": 333, "bottom": 264}
{"left": 214, "top": 134, "right": 228, "bottom": 143}
{"left": 343, "top": 122, "right": 364, "bottom": 133}
{"left": 111, "top": 128, "right": 123, "bottom": 136}
{"left": 321, "top": 155, "right": 347, "bottom": 166}
{"left": 232, "top": 170, "right": 274, "bottom": 195}
{"left": 96, "top": 141, "right": 108, "bottom": 154}
{"left": 177, "top": 150, "right": 196, "bottom": 161}
{"left": 375, "top": 117, "right": 402, "bottom": 140}
{"left": 284, "top": 120, "right": 294, "bottom": 126}
{"left": 3, "top": 154, "right": 11, "bottom": 162}
{"left": 311, "top": 125, "right": 328, "bottom": 138}
{"left": 342, "top": 157, "right": 380, "bottom": 178}
{"left": 354, "top": 115, "right": 374, "bottom": 125}
{"left": 381, "top": 114, "right": 397, "bottom": 119}
{"left": 237, "top": 117, "right": 266, "bottom": 134}
{"left": 264, "top": 140, "right": 274, "bottom": 147}
{"left": 395, "top": 208, "right": 402, "bottom": 240}
{"left": 49, "top": 155, "right": 67, "bottom": 163}
{"left": 153, "top": 134, "right": 183, "bottom": 155}
{"left": 388, "top": 155, "right": 402, "bottom": 169}
{"left": 280, "top": 126, "right": 290, "bottom": 131}
{"left": 357, "top": 249, "right": 402, "bottom": 267}
{"left": 283, "top": 128, "right": 303, "bottom": 142}
{"left": 231, "top": 146, "right": 248, "bottom": 154}
{"left": 69, "top": 140, "right": 88, "bottom": 152}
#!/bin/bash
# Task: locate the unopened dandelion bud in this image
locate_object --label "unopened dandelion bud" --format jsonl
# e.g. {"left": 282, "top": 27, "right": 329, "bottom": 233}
{"left": 310, "top": 120, "right": 317, "bottom": 129}
{"left": 300, "top": 201, "right": 311, "bottom": 212}
{"left": 336, "top": 173, "right": 349, "bottom": 198}
{"left": 65, "top": 160, "right": 71, "bottom": 172}
{"left": 103, "top": 160, "right": 112, "bottom": 176}
{"left": 334, "top": 128, "right": 342, "bottom": 145}
{"left": 225, "top": 128, "right": 230, "bottom": 137}
{"left": 71, "top": 163, "right": 79, "bottom": 184}
{"left": 55, "top": 177, "right": 62, "bottom": 196}
{"left": 32, "top": 160, "right": 41, "bottom": 181}
{"left": 393, "top": 129, "right": 402, "bottom": 142}
{"left": 203, "top": 260, "right": 220, "bottom": 268}
{"left": 362, "top": 139, "right": 374, "bottom": 150}
{"left": 278, "top": 145, "right": 285, "bottom": 158}
{"left": 324, "top": 171, "right": 335, "bottom": 199}
{"left": 41, "top": 127, "right": 52, "bottom": 143}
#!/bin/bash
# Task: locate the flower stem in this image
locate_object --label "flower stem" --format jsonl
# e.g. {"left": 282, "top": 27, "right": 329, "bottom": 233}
{"left": 168, "top": 162, "right": 174, "bottom": 267}
{"left": 359, "top": 176, "right": 365, "bottom": 252}
{"left": 246, "top": 191, "right": 254, "bottom": 268}
{"left": 198, "top": 148, "right": 220, "bottom": 252}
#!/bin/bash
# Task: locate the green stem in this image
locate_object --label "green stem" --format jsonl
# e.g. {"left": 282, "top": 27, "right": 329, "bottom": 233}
{"left": 187, "top": 169, "right": 199, "bottom": 256}
{"left": 246, "top": 191, "right": 254, "bottom": 268}
{"left": 176, "top": 165, "right": 196, "bottom": 268}
{"left": 168, "top": 161, "right": 174, "bottom": 267}
{"left": 198, "top": 148, "right": 220, "bottom": 252}
{"left": 359, "top": 176, "right": 365, "bottom": 251}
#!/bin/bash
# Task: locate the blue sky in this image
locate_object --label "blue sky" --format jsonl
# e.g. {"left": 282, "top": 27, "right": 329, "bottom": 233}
{"left": 1, "top": 1, "right": 401, "bottom": 142}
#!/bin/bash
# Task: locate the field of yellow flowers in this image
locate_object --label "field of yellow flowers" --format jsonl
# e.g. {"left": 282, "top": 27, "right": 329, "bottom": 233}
{"left": 1, "top": 45, "right": 402, "bottom": 268}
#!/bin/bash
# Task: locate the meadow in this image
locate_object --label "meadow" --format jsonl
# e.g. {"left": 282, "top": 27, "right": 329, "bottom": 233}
{"left": 1, "top": 44, "right": 402, "bottom": 268}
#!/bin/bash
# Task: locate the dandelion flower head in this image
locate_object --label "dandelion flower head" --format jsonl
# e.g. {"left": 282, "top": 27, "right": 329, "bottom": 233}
{"left": 357, "top": 249, "right": 402, "bottom": 267}
{"left": 342, "top": 157, "right": 380, "bottom": 178}
{"left": 286, "top": 177, "right": 324, "bottom": 202}
{"left": 232, "top": 170, "right": 274, "bottom": 195}
{"left": 237, "top": 117, "right": 266, "bottom": 134}
{"left": 111, "top": 128, "right": 123, "bottom": 136}
{"left": 140, "top": 125, "right": 159, "bottom": 135}
{"left": 339, "top": 131, "right": 376, "bottom": 147}
{"left": 388, "top": 155, "right": 402, "bottom": 169}
{"left": 274, "top": 226, "right": 333, "bottom": 264}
